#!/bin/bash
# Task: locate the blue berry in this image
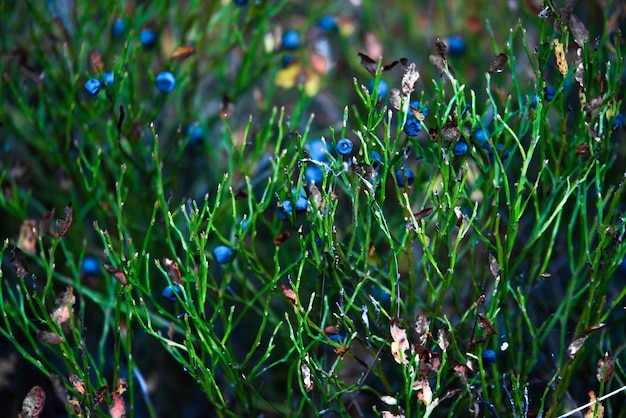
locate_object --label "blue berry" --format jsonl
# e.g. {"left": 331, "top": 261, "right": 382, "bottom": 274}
{"left": 239, "top": 217, "right": 250, "bottom": 234}
{"left": 370, "top": 286, "right": 391, "bottom": 303}
{"left": 336, "top": 138, "right": 353, "bottom": 156}
{"left": 84, "top": 79, "right": 101, "bottom": 96}
{"left": 295, "top": 196, "right": 308, "bottom": 212}
{"left": 395, "top": 168, "right": 415, "bottom": 187}
{"left": 447, "top": 35, "right": 466, "bottom": 57}
{"left": 101, "top": 71, "right": 114, "bottom": 86}
{"left": 366, "top": 79, "right": 389, "bottom": 99}
{"left": 544, "top": 86, "right": 556, "bottom": 102}
{"left": 162, "top": 285, "right": 181, "bottom": 302}
{"left": 233, "top": 0, "right": 248, "bottom": 5}
{"left": 314, "top": 236, "right": 323, "bottom": 248}
{"left": 82, "top": 256, "right": 101, "bottom": 276}
{"left": 155, "top": 71, "right": 176, "bottom": 93}
{"left": 370, "top": 151, "right": 383, "bottom": 170}
{"left": 187, "top": 123, "right": 204, "bottom": 144}
{"left": 139, "top": 29, "right": 157, "bottom": 49}
{"left": 452, "top": 140, "right": 468, "bottom": 156}
{"left": 278, "top": 200, "right": 293, "bottom": 220}
{"left": 307, "top": 138, "right": 329, "bottom": 162}
{"left": 403, "top": 118, "right": 422, "bottom": 137}
{"left": 213, "top": 245, "right": 234, "bottom": 264}
{"left": 282, "top": 29, "right": 300, "bottom": 50}
{"left": 112, "top": 18, "right": 125, "bottom": 38}
{"left": 474, "top": 128, "right": 490, "bottom": 144}
{"left": 306, "top": 166, "right": 323, "bottom": 185}
{"left": 482, "top": 349, "right": 496, "bottom": 367}
{"left": 318, "top": 16, "right": 337, "bottom": 32}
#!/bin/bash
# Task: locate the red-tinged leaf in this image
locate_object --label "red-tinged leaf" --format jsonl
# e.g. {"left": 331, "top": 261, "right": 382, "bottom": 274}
{"left": 324, "top": 325, "right": 340, "bottom": 335}
{"left": 414, "top": 314, "right": 431, "bottom": 347}
{"left": 163, "top": 258, "right": 182, "bottom": 285}
{"left": 93, "top": 385, "right": 108, "bottom": 407}
{"left": 51, "top": 286, "right": 75, "bottom": 325}
{"left": 368, "top": 241, "right": 376, "bottom": 261}
{"left": 168, "top": 322, "right": 175, "bottom": 340}
{"left": 382, "top": 412, "right": 405, "bottom": 418}
{"left": 171, "top": 46, "right": 195, "bottom": 61}
{"left": 390, "top": 319, "right": 411, "bottom": 365}
{"left": 413, "top": 207, "right": 434, "bottom": 221}
{"left": 414, "top": 379, "right": 433, "bottom": 406}
{"left": 90, "top": 50, "right": 103, "bottom": 72}
{"left": 116, "top": 378, "right": 128, "bottom": 395}
{"left": 596, "top": 352, "right": 613, "bottom": 384}
{"left": 274, "top": 230, "right": 290, "bottom": 246}
{"left": 281, "top": 284, "right": 297, "bottom": 306}
{"left": 10, "top": 247, "right": 30, "bottom": 279}
{"left": 20, "top": 386, "right": 45, "bottom": 418}
{"left": 567, "top": 336, "right": 587, "bottom": 360}
{"left": 103, "top": 264, "right": 128, "bottom": 287}
{"left": 478, "top": 314, "right": 497, "bottom": 336}
{"left": 488, "top": 53, "right": 509, "bottom": 73}
{"left": 401, "top": 62, "right": 420, "bottom": 95}
{"left": 576, "top": 144, "right": 591, "bottom": 154}
{"left": 582, "top": 323, "right": 606, "bottom": 335}
{"left": 454, "top": 364, "right": 468, "bottom": 386}
{"left": 234, "top": 189, "right": 249, "bottom": 200}
{"left": 584, "top": 391, "right": 604, "bottom": 418}
{"left": 488, "top": 253, "right": 500, "bottom": 279}
{"left": 69, "top": 375, "right": 85, "bottom": 395}
{"left": 54, "top": 203, "right": 73, "bottom": 237}
{"left": 37, "top": 330, "right": 63, "bottom": 345}
{"left": 68, "top": 399, "right": 82, "bottom": 415}
{"left": 364, "top": 31, "right": 383, "bottom": 63}
{"left": 438, "top": 328, "right": 450, "bottom": 352}
{"left": 109, "top": 392, "right": 125, "bottom": 418}
{"left": 300, "top": 353, "right": 313, "bottom": 392}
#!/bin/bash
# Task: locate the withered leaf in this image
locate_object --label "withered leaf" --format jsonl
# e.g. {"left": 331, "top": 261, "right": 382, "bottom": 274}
{"left": 553, "top": 39, "right": 568, "bottom": 76}
{"left": 357, "top": 52, "right": 402, "bottom": 76}
{"left": 389, "top": 88, "right": 402, "bottom": 110}
{"left": 576, "top": 144, "right": 590, "bottom": 155}
{"left": 413, "top": 207, "right": 434, "bottom": 221}
{"left": 69, "top": 374, "right": 85, "bottom": 395}
{"left": 300, "top": 353, "right": 313, "bottom": 392}
{"left": 37, "top": 330, "right": 63, "bottom": 345}
{"left": 401, "top": 62, "right": 420, "bottom": 95}
{"left": 437, "top": 328, "right": 450, "bottom": 352}
{"left": 429, "top": 54, "right": 455, "bottom": 79}
{"left": 274, "top": 230, "right": 290, "bottom": 246}
{"left": 441, "top": 120, "right": 461, "bottom": 142}
{"left": 116, "top": 378, "right": 128, "bottom": 395}
{"left": 93, "top": 385, "right": 108, "bottom": 407}
{"left": 308, "top": 184, "right": 322, "bottom": 209}
{"left": 103, "top": 264, "right": 128, "bottom": 287}
{"left": 109, "top": 392, "right": 125, "bottom": 418}
{"left": 163, "top": 258, "right": 182, "bottom": 285}
{"left": 334, "top": 345, "right": 350, "bottom": 356}
{"left": 488, "top": 53, "right": 509, "bottom": 73}
{"left": 582, "top": 323, "right": 606, "bottom": 335}
{"left": 20, "top": 386, "right": 46, "bottom": 418}
{"left": 90, "top": 51, "right": 103, "bottom": 72}
{"left": 584, "top": 391, "right": 604, "bottom": 418}
{"left": 382, "top": 412, "right": 405, "bottom": 418}
{"left": 368, "top": 241, "right": 376, "bottom": 261}
{"left": 569, "top": 14, "right": 589, "bottom": 47}
{"left": 171, "top": 46, "right": 196, "bottom": 61}
{"left": 414, "top": 379, "right": 433, "bottom": 406}
{"left": 414, "top": 314, "right": 431, "bottom": 347}
{"left": 435, "top": 38, "right": 448, "bottom": 60}
{"left": 51, "top": 286, "right": 75, "bottom": 325}
{"left": 390, "top": 319, "right": 411, "bottom": 365}
{"left": 281, "top": 284, "right": 297, "bottom": 306}
{"left": 10, "top": 247, "right": 29, "bottom": 279}
{"left": 478, "top": 314, "right": 497, "bottom": 336}
{"left": 17, "top": 221, "right": 38, "bottom": 254}
{"left": 56, "top": 203, "right": 73, "bottom": 237}
{"left": 567, "top": 336, "right": 587, "bottom": 360}
{"left": 596, "top": 352, "right": 613, "bottom": 385}
{"left": 488, "top": 253, "right": 500, "bottom": 279}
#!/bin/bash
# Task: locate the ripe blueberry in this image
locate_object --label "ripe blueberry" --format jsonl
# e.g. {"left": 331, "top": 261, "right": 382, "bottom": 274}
{"left": 336, "top": 138, "right": 353, "bottom": 156}
{"left": 482, "top": 349, "right": 496, "bottom": 367}
{"left": 282, "top": 29, "right": 300, "bottom": 50}
{"left": 453, "top": 140, "right": 468, "bottom": 156}
{"left": 82, "top": 256, "right": 101, "bottom": 276}
{"left": 213, "top": 245, "right": 234, "bottom": 264}
{"left": 84, "top": 79, "right": 101, "bottom": 96}
{"left": 139, "top": 29, "right": 157, "bottom": 49}
{"left": 155, "top": 71, "right": 176, "bottom": 93}
{"left": 162, "top": 285, "right": 181, "bottom": 302}
{"left": 395, "top": 168, "right": 415, "bottom": 187}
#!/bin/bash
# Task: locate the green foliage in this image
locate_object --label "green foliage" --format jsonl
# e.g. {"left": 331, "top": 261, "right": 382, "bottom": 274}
{"left": 1, "top": 1, "right": 625, "bottom": 417}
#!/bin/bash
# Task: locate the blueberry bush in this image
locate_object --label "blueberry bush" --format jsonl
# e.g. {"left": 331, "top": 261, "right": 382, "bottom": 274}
{"left": 1, "top": 1, "right": 625, "bottom": 417}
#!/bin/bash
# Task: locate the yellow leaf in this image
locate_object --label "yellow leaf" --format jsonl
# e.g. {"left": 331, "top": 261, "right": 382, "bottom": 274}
{"left": 554, "top": 39, "right": 568, "bottom": 76}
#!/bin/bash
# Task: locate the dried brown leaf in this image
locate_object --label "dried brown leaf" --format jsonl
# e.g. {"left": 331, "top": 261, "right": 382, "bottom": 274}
{"left": 401, "top": 62, "right": 420, "bottom": 95}
{"left": 413, "top": 207, "right": 434, "bottom": 221}
{"left": 37, "top": 331, "right": 63, "bottom": 345}
{"left": 441, "top": 120, "right": 461, "bottom": 142}
{"left": 54, "top": 203, "right": 73, "bottom": 237}
{"left": 596, "top": 352, "right": 613, "bottom": 385}
{"left": 382, "top": 411, "right": 405, "bottom": 418}
{"left": 334, "top": 345, "right": 350, "bottom": 356}
{"left": 51, "top": 286, "right": 75, "bottom": 325}
{"left": 163, "top": 258, "right": 182, "bottom": 285}
{"left": 17, "top": 221, "right": 38, "bottom": 254}
{"left": 69, "top": 375, "right": 85, "bottom": 395}
{"left": 488, "top": 253, "right": 500, "bottom": 279}
{"left": 116, "top": 378, "right": 128, "bottom": 395}
{"left": 414, "top": 314, "right": 430, "bottom": 347}
{"left": 93, "top": 385, "right": 108, "bottom": 407}
{"left": 437, "top": 328, "right": 450, "bottom": 352}
{"left": 10, "top": 247, "right": 30, "bottom": 279}
{"left": 171, "top": 46, "right": 195, "bottom": 61}
{"left": 281, "top": 284, "right": 297, "bottom": 306}
{"left": 569, "top": 14, "right": 589, "bottom": 47}
{"left": 274, "top": 230, "right": 290, "bottom": 246}
{"left": 301, "top": 353, "right": 313, "bottom": 392}
{"left": 103, "top": 264, "right": 128, "bottom": 287}
{"left": 390, "top": 320, "right": 411, "bottom": 365}
{"left": 389, "top": 88, "right": 402, "bottom": 110}
{"left": 90, "top": 51, "right": 103, "bottom": 72}
{"left": 435, "top": 38, "right": 448, "bottom": 60}
{"left": 488, "top": 53, "right": 509, "bottom": 73}
{"left": 582, "top": 323, "right": 606, "bottom": 335}
{"left": 478, "top": 314, "right": 497, "bottom": 336}
{"left": 220, "top": 93, "right": 235, "bottom": 119}
{"left": 20, "top": 386, "right": 46, "bottom": 418}
{"left": 567, "top": 336, "right": 587, "bottom": 360}
{"left": 414, "top": 379, "right": 433, "bottom": 406}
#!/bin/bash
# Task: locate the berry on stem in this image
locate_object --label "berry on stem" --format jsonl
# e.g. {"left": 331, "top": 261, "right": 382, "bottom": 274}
{"left": 336, "top": 138, "right": 353, "bottom": 156}
{"left": 213, "top": 245, "right": 234, "bottom": 264}
{"left": 155, "top": 71, "right": 176, "bottom": 93}
{"left": 282, "top": 29, "right": 300, "bottom": 50}
{"left": 395, "top": 167, "right": 415, "bottom": 187}
{"left": 84, "top": 79, "right": 101, "bottom": 96}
